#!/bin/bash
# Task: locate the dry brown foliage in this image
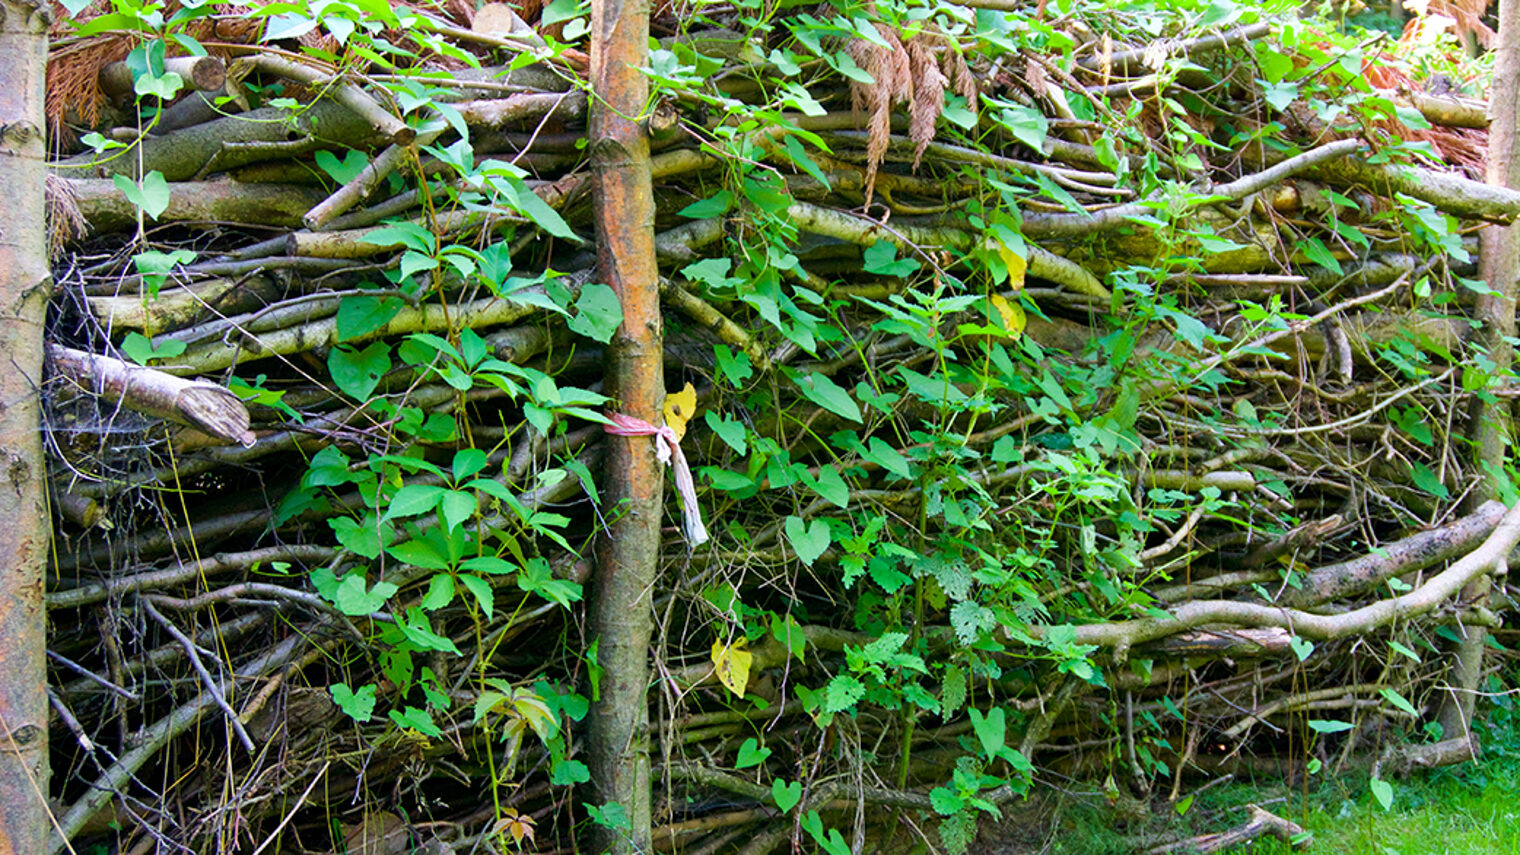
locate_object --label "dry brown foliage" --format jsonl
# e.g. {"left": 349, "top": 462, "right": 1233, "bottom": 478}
{"left": 845, "top": 18, "right": 976, "bottom": 206}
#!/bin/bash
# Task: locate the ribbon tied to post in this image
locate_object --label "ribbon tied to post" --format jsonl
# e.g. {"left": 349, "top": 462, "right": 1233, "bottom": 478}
{"left": 604, "top": 412, "right": 710, "bottom": 546}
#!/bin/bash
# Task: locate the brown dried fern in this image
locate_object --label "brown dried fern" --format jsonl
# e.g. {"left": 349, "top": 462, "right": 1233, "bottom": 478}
{"left": 846, "top": 20, "right": 978, "bottom": 205}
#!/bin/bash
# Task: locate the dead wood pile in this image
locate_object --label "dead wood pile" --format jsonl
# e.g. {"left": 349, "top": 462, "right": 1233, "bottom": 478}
{"left": 36, "top": 2, "right": 1520, "bottom": 853}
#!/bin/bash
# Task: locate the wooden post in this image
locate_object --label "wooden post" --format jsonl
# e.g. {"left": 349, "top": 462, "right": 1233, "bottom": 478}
{"left": 585, "top": 0, "right": 660, "bottom": 850}
{"left": 0, "top": 0, "right": 52, "bottom": 851}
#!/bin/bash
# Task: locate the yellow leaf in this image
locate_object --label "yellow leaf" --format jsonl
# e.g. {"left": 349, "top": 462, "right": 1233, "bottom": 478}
{"left": 710, "top": 638, "right": 752, "bottom": 698}
{"left": 989, "top": 294, "right": 1026, "bottom": 339}
{"left": 664, "top": 382, "right": 698, "bottom": 441}
{"left": 995, "top": 242, "right": 1027, "bottom": 291}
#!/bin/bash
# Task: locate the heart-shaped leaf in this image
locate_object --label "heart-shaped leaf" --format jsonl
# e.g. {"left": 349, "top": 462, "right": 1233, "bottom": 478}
{"left": 735, "top": 737, "right": 771, "bottom": 769}
{"left": 772, "top": 778, "right": 802, "bottom": 812}
{"left": 784, "top": 516, "right": 830, "bottom": 566}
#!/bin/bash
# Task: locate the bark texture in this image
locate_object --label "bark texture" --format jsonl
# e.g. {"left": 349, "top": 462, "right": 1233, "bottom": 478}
{"left": 0, "top": 1, "right": 51, "bottom": 851}
{"left": 585, "top": 0, "right": 661, "bottom": 851}
{"left": 1439, "top": 0, "right": 1520, "bottom": 745}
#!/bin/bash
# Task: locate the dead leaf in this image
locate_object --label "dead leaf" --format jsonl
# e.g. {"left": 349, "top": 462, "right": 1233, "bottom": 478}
{"left": 710, "top": 637, "right": 752, "bottom": 698}
{"left": 664, "top": 382, "right": 698, "bottom": 440}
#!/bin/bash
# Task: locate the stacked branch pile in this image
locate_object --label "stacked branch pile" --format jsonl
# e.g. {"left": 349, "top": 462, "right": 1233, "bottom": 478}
{"left": 36, "top": 2, "right": 1520, "bottom": 853}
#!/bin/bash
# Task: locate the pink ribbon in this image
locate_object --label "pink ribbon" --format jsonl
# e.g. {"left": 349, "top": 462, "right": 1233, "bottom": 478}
{"left": 604, "top": 412, "right": 710, "bottom": 546}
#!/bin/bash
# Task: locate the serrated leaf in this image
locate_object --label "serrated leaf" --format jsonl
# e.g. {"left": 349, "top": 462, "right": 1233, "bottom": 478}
{"left": 823, "top": 674, "right": 865, "bottom": 713}
{"left": 421, "top": 573, "right": 455, "bottom": 610}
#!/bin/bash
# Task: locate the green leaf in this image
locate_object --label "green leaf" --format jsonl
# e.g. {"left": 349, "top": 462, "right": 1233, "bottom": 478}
{"left": 1369, "top": 776, "right": 1394, "bottom": 810}
{"left": 823, "top": 674, "right": 865, "bottom": 713}
{"left": 384, "top": 484, "right": 447, "bottom": 520}
{"left": 332, "top": 574, "right": 398, "bottom": 616}
{"left": 328, "top": 682, "right": 377, "bottom": 723}
{"left": 735, "top": 737, "right": 772, "bottom": 769}
{"left": 772, "top": 778, "right": 803, "bottom": 812}
{"left": 315, "top": 149, "right": 370, "bottom": 184}
{"left": 121, "top": 331, "right": 186, "bottom": 366}
{"left": 439, "top": 489, "right": 478, "bottom": 531}
{"left": 704, "top": 411, "right": 748, "bottom": 454}
{"left": 567, "top": 283, "right": 623, "bottom": 343}
{"left": 770, "top": 612, "right": 806, "bottom": 663}
{"left": 1298, "top": 237, "right": 1343, "bottom": 275}
{"left": 784, "top": 515, "right": 831, "bottom": 565}
{"left": 421, "top": 573, "right": 455, "bottom": 610}
{"left": 1307, "top": 719, "right": 1355, "bottom": 734}
{"left": 1289, "top": 635, "right": 1314, "bottom": 662}
{"left": 804, "top": 464, "right": 849, "bottom": 508}
{"left": 335, "top": 295, "right": 403, "bottom": 342}
{"left": 459, "top": 574, "right": 494, "bottom": 620}
{"left": 1380, "top": 687, "right": 1419, "bottom": 717}
{"left": 969, "top": 707, "right": 1006, "bottom": 760}
{"left": 1410, "top": 463, "right": 1450, "bottom": 499}
{"left": 389, "top": 706, "right": 443, "bottom": 737}
{"left": 793, "top": 373, "right": 861, "bottom": 423}
{"left": 114, "top": 171, "right": 171, "bottom": 220}
{"left": 551, "top": 759, "right": 591, "bottom": 785}
{"left": 678, "top": 189, "right": 733, "bottom": 219}
{"left": 328, "top": 342, "right": 391, "bottom": 400}
{"left": 1000, "top": 104, "right": 1048, "bottom": 151}
{"left": 862, "top": 241, "right": 919, "bottom": 277}
{"left": 861, "top": 437, "right": 911, "bottom": 479}
{"left": 930, "top": 786, "right": 963, "bottom": 816}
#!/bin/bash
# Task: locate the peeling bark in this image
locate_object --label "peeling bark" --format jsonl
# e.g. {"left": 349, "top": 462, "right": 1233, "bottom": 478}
{"left": 585, "top": 0, "right": 661, "bottom": 850}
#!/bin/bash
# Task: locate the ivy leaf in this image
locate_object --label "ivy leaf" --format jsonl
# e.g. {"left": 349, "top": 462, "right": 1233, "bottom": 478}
{"left": 389, "top": 706, "right": 443, "bottom": 737}
{"left": 328, "top": 682, "right": 377, "bottom": 723}
{"left": 793, "top": 373, "right": 861, "bottom": 423}
{"left": 704, "top": 411, "right": 748, "bottom": 454}
{"left": 1289, "top": 635, "right": 1314, "bottom": 661}
{"left": 969, "top": 707, "right": 1006, "bottom": 760}
{"left": 999, "top": 104, "right": 1048, "bottom": 151}
{"left": 663, "top": 382, "right": 698, "bottom": 440}
{"left": 328, "top": 342, "right": 391, "bottom": 400}
{"left": 784, "top": 515, "right": 831, "bottom": 565}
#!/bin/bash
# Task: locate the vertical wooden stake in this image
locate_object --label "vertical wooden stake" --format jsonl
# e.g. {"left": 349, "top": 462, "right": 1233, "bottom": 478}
{"left": 0, "top": 0, "right": 51, "bottom": 851}
{"left": 585, "top": 0, "right": 660, "bottom": 850}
